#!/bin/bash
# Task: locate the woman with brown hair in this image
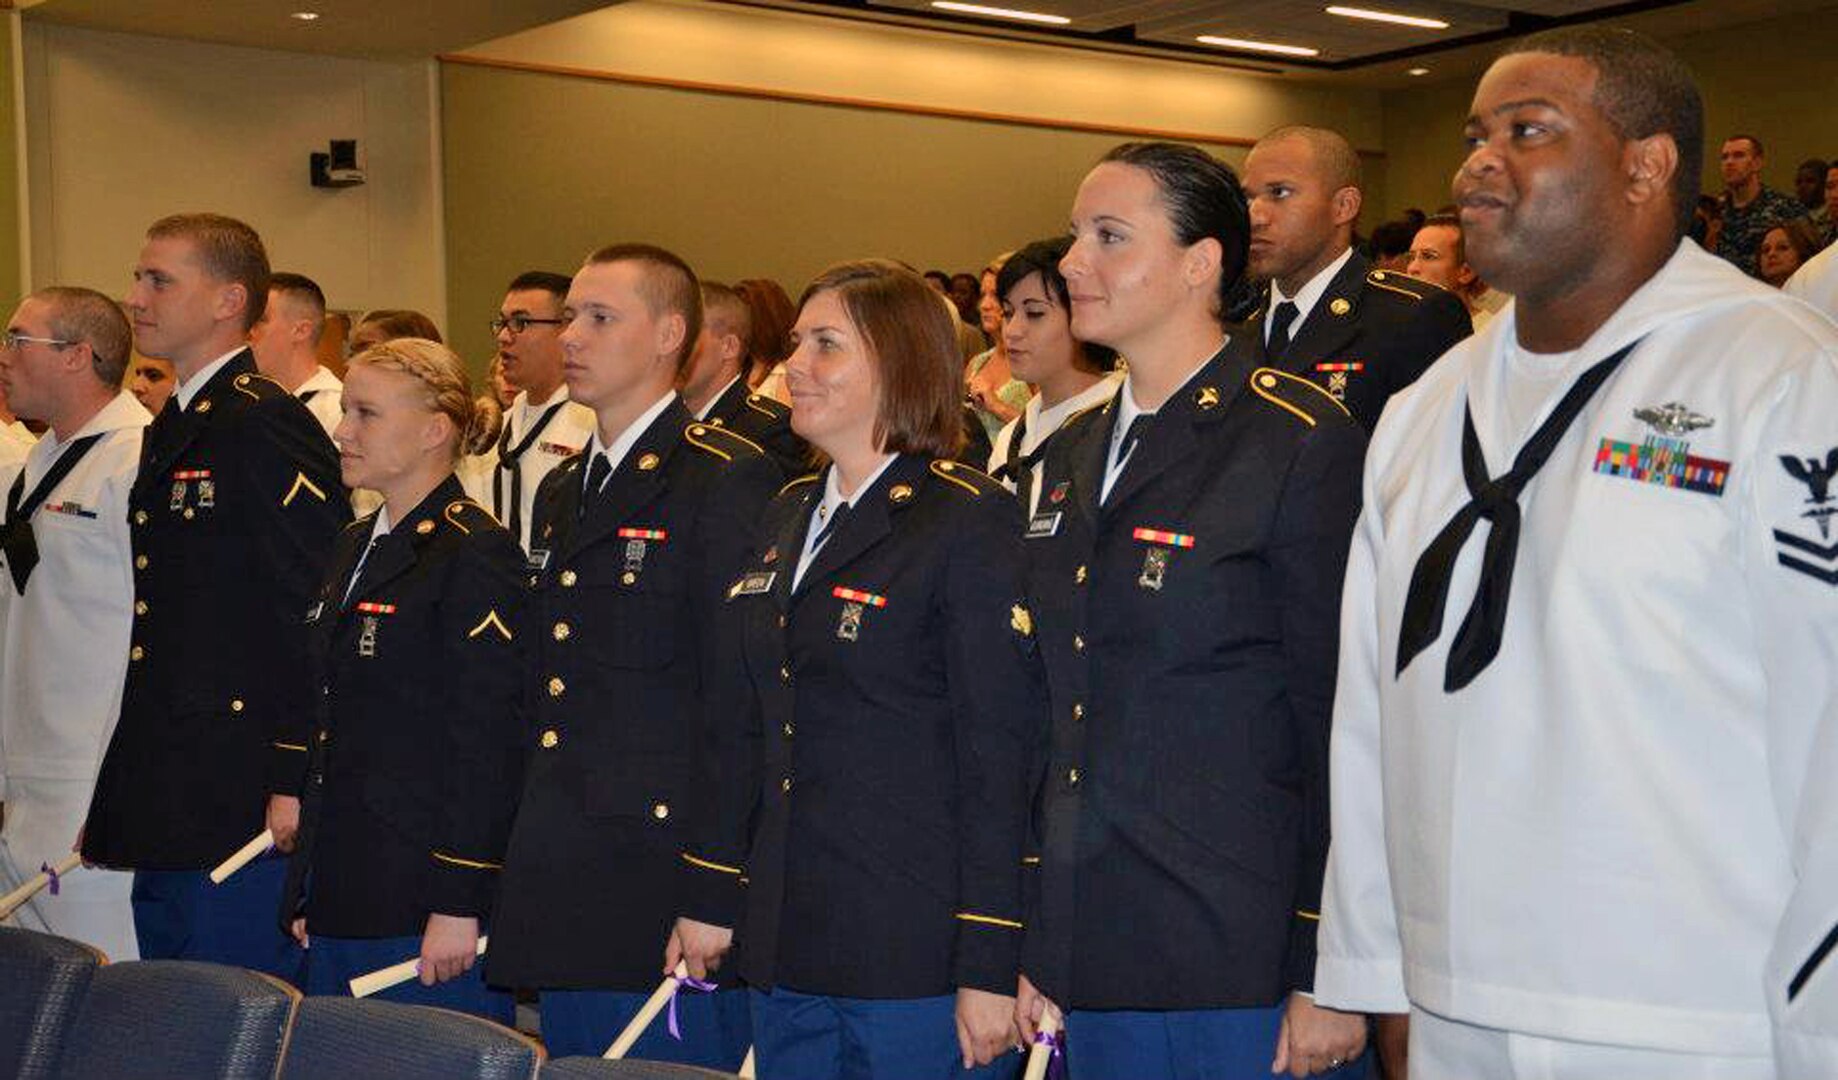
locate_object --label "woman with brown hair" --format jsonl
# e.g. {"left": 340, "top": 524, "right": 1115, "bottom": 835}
{"left": 279, "top": 337, "right": 527, "bottom": 1022}
{"left": 735, "top": 278, "right": 796, "bottom": 405}
{"left": 673, "top": 261, "right": 1046, "bottom": 1079}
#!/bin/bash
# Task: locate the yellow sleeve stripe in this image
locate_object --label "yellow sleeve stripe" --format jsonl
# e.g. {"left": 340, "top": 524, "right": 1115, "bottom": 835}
{"left": 282, "top": 473, "right": 328, "bottom": 507}
{"left": 1296, "top": 909, "right": 1321, "bottom": 922}
{"left": 432, "top": 851, "right": 503, "bottom": 871}
{"left": 682, "top": 852, "right": 744, "bottom": 876}
{"left": 955, "top": 912, "right": 1024, "bottom": 930}
{"left": 272, "top": 741, "right": 307, "bottom": 752}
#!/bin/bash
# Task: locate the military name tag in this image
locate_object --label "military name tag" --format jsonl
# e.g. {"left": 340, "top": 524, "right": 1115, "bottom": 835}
{"left": 528, "top": 548, "right": 552, "bottom": 571}
{"left": 728, "top": 570, "right": 776, "bottom": 599}
{"left": 1026, "top": 511, "right": 1063, "bottom": 539}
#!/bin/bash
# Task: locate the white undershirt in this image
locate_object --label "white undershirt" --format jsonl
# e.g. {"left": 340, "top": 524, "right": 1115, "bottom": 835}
{"left": 581, "top": 391, "right": 678, "bottom": 494}
{"left": 1266, "top": 246, "right": 1355, "bottom": 348}
{"left": 1100, "top": 349, "right": 1217, "bottom": 503}
{"left": 792, "top": 453, "right": 898, "bottom": 591}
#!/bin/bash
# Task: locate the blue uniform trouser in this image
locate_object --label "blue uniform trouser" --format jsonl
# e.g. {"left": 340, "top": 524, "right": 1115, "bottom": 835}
{"left": 131, "top": 855, "right": 302, "bottom": 984}
{"left": 540, "top": 986, "right": 752, "bottom": 1068}
{"left": 1065, "top": 1004, "right": 1371, "bottom": 1080}
{"left": 750, "top": 986, "right": 1021, "bottom": 1080}
{"left": 302, "top": 932, "right": 514, "bottom": 1025}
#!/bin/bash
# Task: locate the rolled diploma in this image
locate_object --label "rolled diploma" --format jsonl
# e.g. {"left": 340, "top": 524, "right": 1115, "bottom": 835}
{"left": 208, "top": 829, "right": 275, "bottom": 885}
{"left": 347, "top": 935, "right": 489, "bottom": 997}
{"left": 1023, "top": 1005, "right": 1063, "bottom": 1080}
{"left": 0, "top": 852, "right": 83, "bottom": 919}
{"left": 603, "top": 960, "right": 690, "bottom": 1058}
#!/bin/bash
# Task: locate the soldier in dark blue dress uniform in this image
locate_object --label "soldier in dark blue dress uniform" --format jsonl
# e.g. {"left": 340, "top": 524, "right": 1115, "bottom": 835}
{"left": 488, "top": 245, "right": 777, "bottom": 1068}
{"left": 1013, "top": 143, "right": 1371, "bottom": 1079}
{"left": 83, "top": 214, "right": 348, "bottom": 980}
{"left": 278, "top": 337, "right": 528, "bottom": 1021}
{"left": 678, "top": 261, "right": 1047, "bottom": 1080}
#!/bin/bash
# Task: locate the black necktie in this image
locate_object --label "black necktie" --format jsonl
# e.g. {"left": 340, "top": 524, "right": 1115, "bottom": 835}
{"left": 343, "top": 536, "right": 381, "bottom": 606}
{"left": 578, "top": 453, "right": 611, "bottom": 519}
{"left": 1396, "top": 338, "right": 1642, "bottom": 691}
{"left": 811, "top": 501, "right": 850, "bottom": 551}
{"left": 1102, "top": 413, "right": 1150, "bottom": 505}
{"left": 1267, "top": 300, "right": 1300, "bottom": 360}
{"left": 1, "top": 433, "right": 105, "bottom": 594}
{"left": 496, "top": 401, "right": 565, "bottom": 540}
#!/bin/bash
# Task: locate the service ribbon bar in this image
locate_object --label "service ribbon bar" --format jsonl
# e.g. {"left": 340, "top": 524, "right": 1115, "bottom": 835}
{"left": 617, "top": 528, "right": 668, "bottom": 541}
{"left": 1313, "top": 362, "right": 1365, "bottom": 372}
{"left": 172, "top": 469, "right": 213, "bottom": 480}
{"left": 355, "top": 601, "right": 398, "bottom": 615}
{"left": 831, "top": 586, "right": 888, "bottom": 607}
{"left": 1132, "top": 527, "right": 1196, "bottom": 548}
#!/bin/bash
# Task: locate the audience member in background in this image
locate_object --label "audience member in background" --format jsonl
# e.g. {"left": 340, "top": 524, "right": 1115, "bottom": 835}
{"left": 986, "top": 236, "right": 1120, "bottom": 514}
{"left": 679, "top": 259, "right": 1040, "bottom": 1080}
{"left": 1016, "top": 141, "right": 1368, "bottom": 1080}
{"left": 125, "top": 352, "right": 176, "bottom": 416}
{"left": 1796, "top": 157, "right": 1829, "bottom": 234}
{"left": 686, "top": 281, "right": 809, "bottom": 476}
{"left": 1691, "top": 193, "right": 1724, "bottom": 252}
{"left": 1785, "top": 232, "right": 1838, "bottom": 317}
{"left": 1406, "top": 214, "right": 1503, "bottom": 332}
{"left": 490, "top": 245, "right": 776, "bottom": 1068}
{"left": 1366, "top": 219, "right": 1416, "bottom": 272}
{"left": 1823, "top": 163, "right": 1838, "bottom": 244}
{"left": 486, "top": 354, "right": 516, "bottom": 410}
{"left": 0, "top": 377, "right": 36, "bottom": 458}
{"left": 350, "top": 309, "right": 442, "bottom": 355}
{"left": 0, "top": 287, "right": 151, "bottom": 963}
{"left": 280, "top": 337, "right": 525, "bottom": 1023}
{"left": 317, "top": 311, "right": 351, "bottom": 378}
{"left": 249, "top": 272, "right": 343, "bottom": 440}
{"left": 1714, "top": 134, "right": 1809, "bottom": 277}
{"left": 948, "top": 271, "right": 982, "bottom": 330}
{"left": 1235, "top": 124, "right": 1472, "bottom": 432}
{"left": 923, "top": 269, "right": 951, "bottom": 294}
{"left": 1759, "top": 219, "right": 1824, "bottom": 288}
{"left": 464, "top": 272, "right": 594, "bottom": 553}
{"left": 83, "top": 213, "right": 349, "bottom": 980}
{"left": 736, "top": 278, "right": 797, "bottom": 405}
{"left": 965, "top": 255, "right": 1030, "bottom": 441}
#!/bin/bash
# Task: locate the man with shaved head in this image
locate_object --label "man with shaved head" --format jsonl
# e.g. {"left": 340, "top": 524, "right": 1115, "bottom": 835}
{"left": 1233, "top": 125, "right": 1472, "bottom": 432}
{"left": 1317, "top": 27, "right": 1838, "bottom": 1076}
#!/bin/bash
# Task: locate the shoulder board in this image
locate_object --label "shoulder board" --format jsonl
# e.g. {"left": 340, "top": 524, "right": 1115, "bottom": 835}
{"left": 1248, "top": 367, "right": 1350, "bottom": 428}
{"left": 743, "top": 393, "right": 789, "bottom": 419}
{"left": 1364, "top": 269, "right": 1447, "bottom": 303}
{"left": 685, "top": 421, "right": 765, "bottom": 462}
{"left": 777, "top": 473, "right": 820, "bottom": 498}
{"left": 929, "top": 458, "right": 1004, "bottom": 497}
{"left": 441, "top": 498, "right": 495, "bottom": 536}
{"left": 231, "top": 371, "right": 289, "bottom": 402}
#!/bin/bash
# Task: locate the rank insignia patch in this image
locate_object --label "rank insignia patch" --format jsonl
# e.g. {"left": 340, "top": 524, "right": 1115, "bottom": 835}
{"left": 1775, "top": 448, "right": 1838, "bottom": 584}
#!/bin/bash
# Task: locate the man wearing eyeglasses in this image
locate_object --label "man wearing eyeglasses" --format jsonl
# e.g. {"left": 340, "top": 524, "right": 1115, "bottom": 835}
{"left": 81, "top": 213, "right": 349, "bottom": 981}
{"left": 0, "top": 288, "right": 149, "bottom": 963}
{"left": 465, "top": 272, "right": 595, "bottom": 553}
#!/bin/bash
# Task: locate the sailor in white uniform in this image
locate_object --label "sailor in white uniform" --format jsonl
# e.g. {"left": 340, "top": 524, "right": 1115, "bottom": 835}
{"left": 0, "top": 287, "right": 150, "bottom": 961}
{"left": 1316, "top": 30, "right": 1838, "bottom": 1079}
{"left": 1784, "top": 242, "right": 1838, "bottom": 324}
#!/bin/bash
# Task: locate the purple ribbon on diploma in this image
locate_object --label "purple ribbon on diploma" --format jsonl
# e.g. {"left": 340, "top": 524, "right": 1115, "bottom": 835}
{"left": 40, "top": 862, "right": 62, "bottom": 896}
{"left": 667, "top": 971, "right": 718, "bottom": 1040}
{"left": 1034, "top": 1028, "right": 1067, "bottom": 1080}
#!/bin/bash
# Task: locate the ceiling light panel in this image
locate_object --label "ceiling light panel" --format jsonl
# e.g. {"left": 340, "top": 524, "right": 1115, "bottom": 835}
{"left": 1136, "top": 0, "right": 1500, "bottom": 61}
{"left": 870, "top": 0, "right": 1177, "bottom": 33}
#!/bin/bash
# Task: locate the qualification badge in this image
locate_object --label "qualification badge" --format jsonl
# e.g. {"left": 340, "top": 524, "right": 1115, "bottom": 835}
{"left": 836, "top": 601, "right": 865, "bottom": 641}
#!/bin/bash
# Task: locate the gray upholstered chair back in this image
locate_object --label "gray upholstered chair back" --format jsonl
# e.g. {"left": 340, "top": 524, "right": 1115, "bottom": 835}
{"left": 542, "top": 1059, "right": 740, "bottom": 1079}
{"left": 54, "top": 960, "right": 298, "bottom": 1079}
{"left": 277, "top": 998, "right": 541, "bottom": 1080}
{"left": 0, "top": 927, "right": 103, "bottom": 1079}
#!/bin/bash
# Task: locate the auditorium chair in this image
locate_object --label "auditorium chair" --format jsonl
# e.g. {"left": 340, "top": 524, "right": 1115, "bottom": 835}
{"left": 0, "top": 927, "right": 104, "bottom": 1078}
{"left": 541, "top": 1060, "right": 740, "bottom": 1079}
{"left": 277, "top": 997, "right": 543, "bottom": 1080}
{"left": 54, "top": 960, "right": 298, "bottom": 1079}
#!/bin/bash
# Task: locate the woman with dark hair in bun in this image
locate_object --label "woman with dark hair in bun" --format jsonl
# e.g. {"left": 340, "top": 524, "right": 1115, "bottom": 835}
{"left": 279, "top": 337, "right": 528, "bottom": 1022}
{"left": 1014, "top": 142, "right": 1370, "bottom": 1078}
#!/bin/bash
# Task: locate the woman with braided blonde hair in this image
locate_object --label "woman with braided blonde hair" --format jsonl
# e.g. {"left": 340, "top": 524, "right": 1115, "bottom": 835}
{"left": 279, "top": 337, "right": 529, "bottom": 1021}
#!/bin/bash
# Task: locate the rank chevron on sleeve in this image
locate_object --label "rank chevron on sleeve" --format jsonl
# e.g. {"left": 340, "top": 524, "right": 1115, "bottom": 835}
{"left": 1774, "top": 529, "right": 1838, "bottom": 585}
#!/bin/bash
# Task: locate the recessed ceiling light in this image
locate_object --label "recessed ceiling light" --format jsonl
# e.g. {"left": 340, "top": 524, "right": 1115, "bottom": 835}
{"left": 290, "top": 11, "right": 320, "bottom": 21}
{"left": 1196, "top": 35, "right": 1321, "bottom": 57}
{"left": 930, "top": 2, "right": 1072, "bottom": 24}
{"left": 1407, "top": 66, "right": 1431, "bottom": 75}
{"left": 1327, "top": 5, "right": 1450, "bottom": 29}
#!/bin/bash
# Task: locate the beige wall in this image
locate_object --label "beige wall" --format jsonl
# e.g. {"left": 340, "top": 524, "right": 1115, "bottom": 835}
{"left": 442, "top": 0, "right": 1391, "bottom": 364}
{"left": 0, "top": 15, "right": 22, "bottom": 308}
{"left": 20, "top": 21, "right": 445, "bottom": 328}
{"left": 1379, "top": 10, "right": 1838, "bottom": 220}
